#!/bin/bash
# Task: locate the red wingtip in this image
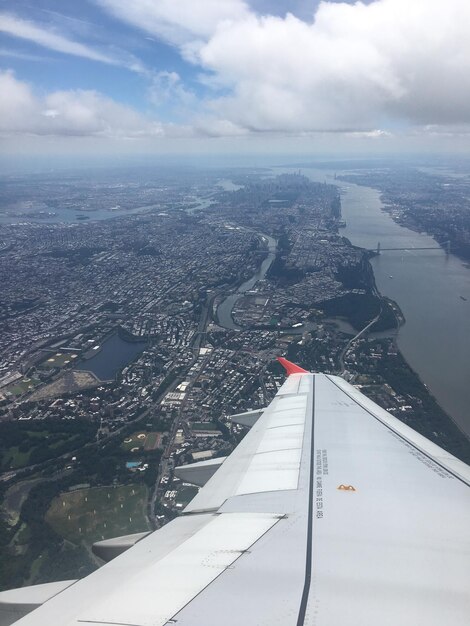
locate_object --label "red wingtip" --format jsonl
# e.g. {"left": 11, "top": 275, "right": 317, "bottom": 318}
{"left": 277, "top": 357, "right": 308, "bottom": 376}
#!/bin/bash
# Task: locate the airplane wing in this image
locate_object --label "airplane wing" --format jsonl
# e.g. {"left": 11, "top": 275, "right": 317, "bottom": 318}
{"left": 1, "top": 360, "right": 469, "bottom": 626}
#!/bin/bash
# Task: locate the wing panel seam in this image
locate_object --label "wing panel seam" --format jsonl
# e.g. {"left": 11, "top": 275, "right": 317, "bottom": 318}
{"left": 325, "top": 375, "right": 470, "bottom": 488}
{"left": 167, "top": 516, "right": 284, "bottom": 625}
{"left": 296, "top": 376, "right": 315, "bottom": 626}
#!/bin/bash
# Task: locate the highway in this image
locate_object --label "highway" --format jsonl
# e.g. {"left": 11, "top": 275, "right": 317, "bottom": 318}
{"left": 339, "top": 308, "right": 382, "bottom": 374}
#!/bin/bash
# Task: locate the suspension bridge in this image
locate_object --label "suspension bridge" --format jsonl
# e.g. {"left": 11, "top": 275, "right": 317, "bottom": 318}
{"left": 373, "top": 241, "right": 450, "bottom": 255}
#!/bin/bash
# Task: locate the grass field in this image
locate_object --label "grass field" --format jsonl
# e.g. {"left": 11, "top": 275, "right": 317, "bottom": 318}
{"left": 46, "top": 485, "right": 151, "bottom": 546}
{"left": 143, "top": 432, "right": 161, "bottom": 451}
{"left": 1, "top": 431, "right": 82, "bottom": 470}
{"left": 191, "top": 422, "right": 218, "bottom": 431}
{"left": 121, "top": 431, "right": 148, "bottom": 452}
{"left": 2, "top": 446, "right": 32, "bottom": 469}
{"left": 5, "top": 378, "right": 40, "bottom": 397}
{"left": 121, "top": 431, "right": 161, "bottom": 452}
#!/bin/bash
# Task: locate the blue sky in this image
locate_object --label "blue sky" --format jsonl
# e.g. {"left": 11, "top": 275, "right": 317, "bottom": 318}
{"left": 1, "top": 0, "right": 328, "bottom": 111}
{"left": 1, "top": 0, "right": 470, "bottom": 157}
{"left": 1, "top": 0, "right": 196, "bottom": 113}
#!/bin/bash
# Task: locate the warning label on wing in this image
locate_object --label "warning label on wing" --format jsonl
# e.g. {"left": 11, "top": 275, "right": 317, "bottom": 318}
{"left": 315, "top": 449, "right": 328, "bottom": 519}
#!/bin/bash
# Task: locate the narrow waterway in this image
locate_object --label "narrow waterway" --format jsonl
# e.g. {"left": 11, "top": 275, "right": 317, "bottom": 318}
{"left": 283, "top": 167, "right": 470, "bottom": 438}
{"left": 217, "top": 234, "right": 277, "bottom": 330}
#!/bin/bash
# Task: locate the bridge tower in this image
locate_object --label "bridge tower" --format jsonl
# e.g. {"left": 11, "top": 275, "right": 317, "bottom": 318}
{"left": 377, "top": 242, "right": 381, "bottom": 255}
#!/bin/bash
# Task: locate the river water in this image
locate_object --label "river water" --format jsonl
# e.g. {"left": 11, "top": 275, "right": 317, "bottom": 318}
{"left": 217, "top": 234, "right": 277, "bottom": 329}
{"left": 282, "top": 167, "right": 470, "bottom": 438}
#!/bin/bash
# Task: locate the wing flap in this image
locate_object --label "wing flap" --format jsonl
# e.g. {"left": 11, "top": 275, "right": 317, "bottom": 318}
{"left": 185, "top": 386, "right": 310, "bottom": 512}
{"left": 79, "top": 513, "right": 281, "bottom": 626}
{"left": 174, "top": 456, "right": 227, "bottom": 487}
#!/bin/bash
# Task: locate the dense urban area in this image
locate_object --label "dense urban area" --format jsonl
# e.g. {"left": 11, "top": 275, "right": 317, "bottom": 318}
{"left": 1, "top": 164, "right": 469, "bottom": 589}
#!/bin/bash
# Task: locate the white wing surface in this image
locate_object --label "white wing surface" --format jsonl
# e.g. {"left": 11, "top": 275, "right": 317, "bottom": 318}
{"left": 2, "top": 365, "right": 469, "bottom": 626}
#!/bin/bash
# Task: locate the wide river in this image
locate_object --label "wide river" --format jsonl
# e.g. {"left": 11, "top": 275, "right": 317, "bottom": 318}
{"left": 280, "top": 167, "right": 470, "bottom": 438}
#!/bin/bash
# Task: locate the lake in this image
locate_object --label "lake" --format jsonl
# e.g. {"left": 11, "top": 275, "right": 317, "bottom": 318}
{"left": 76, "top": 333, "right": 147, "bottom": 381}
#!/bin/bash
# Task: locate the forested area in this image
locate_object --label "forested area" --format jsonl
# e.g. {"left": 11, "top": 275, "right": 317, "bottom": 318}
{"left": 0, "top": 419, "right": 98, "bottom": 469}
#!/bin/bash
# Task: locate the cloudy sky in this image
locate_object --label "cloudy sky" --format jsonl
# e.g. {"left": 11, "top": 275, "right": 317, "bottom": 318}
{"left": 1, "top": 0, "right": 470, "bottom": 158}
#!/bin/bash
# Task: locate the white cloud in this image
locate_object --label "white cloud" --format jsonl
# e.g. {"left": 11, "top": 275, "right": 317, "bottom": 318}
{"left": 0, "top": 12, "right": 117, "bottom": 64}
{"left": 96, "top": 0, "right": 250, "bottom": 47}
{"left": 0, "top": 70, "right": 38, "bottom": 132}
{"left": 147, "top": 71, "right": 196, "bottom": 108}
{"left": 194, "top": 118, "right": 249, "bottom": 137}
{"left": 97, "top": 0, "right": 470, "bottom": 136}
{"left": 0, "top": 48, "right": 50, "bottom": 61}
{"left": 196, "top": 0, "right": 470, "bottom": 132}
{"left": 0, "top": 12, "right": 152, "bottom": 77}
{"left": 0, "top": 70, "right": 246, "bottom": 141}
{"left": 4, "top": 0, "right": 470, "bottom": 146}
{"left": 0, "top": 70, "right": 163, "bottom": 138}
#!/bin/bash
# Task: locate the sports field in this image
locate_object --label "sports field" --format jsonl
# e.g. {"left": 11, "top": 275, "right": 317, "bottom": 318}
{"left": 191, "top": 422, "right": 219, "bottom": 431}
{"left": 46, "top": 485, "right": 151, "bottom": 545}
{"left": 121, "top": 431, "right": 161, "bottom": 452}
{"left": 143, "top": 432, "right": 161, "bottom": 451}
{"left": 42, "top": 352, "right": 79, "bottom": 369}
